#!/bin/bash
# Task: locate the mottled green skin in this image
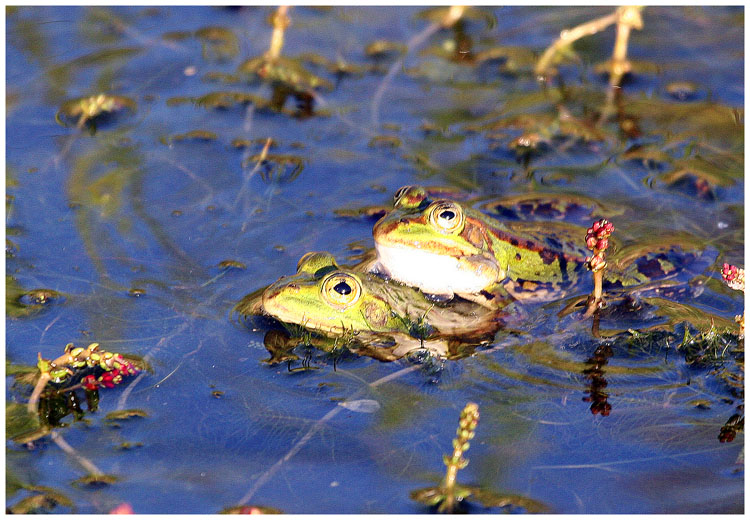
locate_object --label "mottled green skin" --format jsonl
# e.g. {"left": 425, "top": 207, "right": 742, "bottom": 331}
{"left": 257, "top": 252, "right": 416, "bottom": 336}
{"left": 241, "top": 252, "right": 505, "bottom": 339}
{"left": 373, "top": 186, "right": 589, "bottom": 298}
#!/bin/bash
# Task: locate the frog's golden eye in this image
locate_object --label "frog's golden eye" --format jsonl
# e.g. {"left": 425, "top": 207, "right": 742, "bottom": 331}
{"left": 428, "top": 201, "right": 464, "bottom": 233}
{"left": 321, "top": 273, "right": 362, "bottom": 309}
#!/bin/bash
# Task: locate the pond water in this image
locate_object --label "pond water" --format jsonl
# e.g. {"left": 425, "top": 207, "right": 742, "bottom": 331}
{"left": 5, "top": 6, "right": 744, "bottom": 514}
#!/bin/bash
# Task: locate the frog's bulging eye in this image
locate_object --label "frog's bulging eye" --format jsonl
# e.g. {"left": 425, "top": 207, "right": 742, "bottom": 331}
{"left": 322, "top": 273, "right": 362, "bottom": 308}
{"left": 429, "top": 201, "right": 464, "bottom": 233}
{"left": 394, "top": 186, "right": 427, "bottom": 209}
{"left": 297, "top": 251, "right": 338, "bottom": 275}
{"left": 393, "top": 186, "right": 412, "bottom": 202}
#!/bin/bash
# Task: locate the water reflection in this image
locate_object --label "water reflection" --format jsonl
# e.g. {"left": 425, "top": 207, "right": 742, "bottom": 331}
{"left": 582, "top": 343, "right": 614, "bottom": 416}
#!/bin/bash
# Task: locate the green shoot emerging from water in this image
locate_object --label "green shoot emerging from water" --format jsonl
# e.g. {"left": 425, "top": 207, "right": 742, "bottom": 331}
{"left": 410, "top": 402, "right": 480, "bottom": 513}
{"left": 440, "top": 401, "right": 480, "bottom": 513}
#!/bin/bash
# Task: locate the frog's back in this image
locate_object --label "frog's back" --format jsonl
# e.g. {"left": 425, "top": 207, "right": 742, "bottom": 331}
{"left": 486, "top": 219, "right": 588, "bottom": 285}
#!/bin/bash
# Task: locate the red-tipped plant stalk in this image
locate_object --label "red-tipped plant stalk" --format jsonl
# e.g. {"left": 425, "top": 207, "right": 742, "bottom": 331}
{"left": 27, "top": 343, "right": 140, "bottom": 415}
{"left": 721, "top": 263, "right": 745, "bottom": 337}
{"left": 584, "top": 219, "right": 614, "bottom": 317}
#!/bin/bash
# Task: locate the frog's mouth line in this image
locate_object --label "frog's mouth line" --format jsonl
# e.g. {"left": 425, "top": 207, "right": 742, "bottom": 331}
{"left": 373, "top": 241, "right": 499, "bottom": 295}
{"left": 261, "top": 296, "right": 353, "bottom": 336}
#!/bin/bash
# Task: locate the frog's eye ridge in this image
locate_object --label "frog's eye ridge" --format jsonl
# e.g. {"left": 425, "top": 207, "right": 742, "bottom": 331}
{"left": 393, "top": 186, "right": 412, "bottom": 202}
{"left": 394, "top": 185, "right": 428, "bottom": 209}
{"left": 322, "top": 273, "right": 362, "bottom": 308}
{"left": 429, "top": 201, "right": 464, "bottom": 233}
{"left": 297, "top": 251, "right": 338, "bottom": 275}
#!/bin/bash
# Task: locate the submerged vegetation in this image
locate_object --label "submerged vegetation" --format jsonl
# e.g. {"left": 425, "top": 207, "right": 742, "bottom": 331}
{"left": 410, "top": 402, "right": 547, "bottom": 513}
{"left": 6, "top": 5, "right": 744, "bottom": 514}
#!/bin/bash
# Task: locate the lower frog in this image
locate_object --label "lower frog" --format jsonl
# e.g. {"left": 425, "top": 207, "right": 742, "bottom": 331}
{"left": 372, "top": 186, "right": 702, "bottom": 305}
{"left": 236, "top": 252, "right": 513, "bottom": 361}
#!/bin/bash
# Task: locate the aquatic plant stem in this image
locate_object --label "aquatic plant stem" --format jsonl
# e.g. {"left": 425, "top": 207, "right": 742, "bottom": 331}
{"left": 233, "top": 137, "right": 273, "bottom": 209}
{"left": 27, "top": 346, "right": 91, "bottom": 414}
{"left": 600, "top": 6, "right": 644, "bottom": 123}
{"left": 50, "top": 430, "right": 104, "bottom": 477}
{"left": 535, "top": 10, "right": 618, "bottom": 78}
{"left": 584, "top": 267, "right": 604, "bottom": 320}
{"left": 267, "top": 6, "right": 290, "bottom": 60}
{"left": 371, "top": 6, "right": 465, "bottom": 129}
{"left": 609, "top": 7, "right": 643, "bottom": 88}
{"left": 438, "top": 402, "right": 479, "bottom": 513}
{"left": 583, "top": 220, "right": 614, "bottom": 319}
{"left": 592, "top": 270, "right": 603, "bottom": 304}
{"left": 27, "top": 373, "right": 51, "bottom": 415}
{"left": 238, "top": 363, "right": 421, "bottom": 505}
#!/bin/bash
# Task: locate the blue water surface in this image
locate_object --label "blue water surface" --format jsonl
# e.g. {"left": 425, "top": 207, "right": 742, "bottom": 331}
{"left": 6, "top": 6, "right": 744, "bottom": 514}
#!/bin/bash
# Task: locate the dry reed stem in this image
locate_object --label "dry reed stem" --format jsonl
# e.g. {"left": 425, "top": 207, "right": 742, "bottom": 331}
{"left": 535, "top": 10, "right": 618, "bottom": 77}
{"left": 267, "top": 6, "right": 290, "bottom": 60}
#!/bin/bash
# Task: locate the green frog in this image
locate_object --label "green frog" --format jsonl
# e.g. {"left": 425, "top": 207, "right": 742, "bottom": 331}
{"left": 372, "top": 186, "right": 593, "bottom": 303}
{"left": 236, "top": 251, "right": 511, "bottom": 360}
{"left": 372, "top": 186, "right": 696, "bottom": 304}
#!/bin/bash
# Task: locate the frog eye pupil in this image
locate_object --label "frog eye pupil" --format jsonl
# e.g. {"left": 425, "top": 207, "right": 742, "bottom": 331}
{"left": 440, "top": 210, "right": 455, "bottom": 220}
{"left": 333, "top": 281, "right": 352, "bottom": 295}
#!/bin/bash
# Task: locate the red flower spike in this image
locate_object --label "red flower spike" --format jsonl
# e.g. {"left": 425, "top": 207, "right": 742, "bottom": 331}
{"left": 722, "top": 263, "right": 737, "bottom": 282}
{"left": 98, "top": 371, "right": 116, "bottom": 389}
{"left": 721, "top": 263, "right": 745, "bottom": 292}
{"left": 585, "top": 219, "right": 614, "bottom": 253}
{"left": 587, "top": 255, "right": 606, "bottom": 272}
{"left": 82, "top": 375, "right": 99, "bottom": 391}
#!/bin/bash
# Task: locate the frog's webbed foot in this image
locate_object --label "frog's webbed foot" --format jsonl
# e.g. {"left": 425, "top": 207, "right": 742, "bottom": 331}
{"left": 456, "top": 291, "right": 495, "bottom": 309}
{"left": 502, "top": 279, "right": 568, "bottom": 302}
{"left": 456, "top": 284, "right": 514, "bottom": 309}
{"left": 348, "top": 342, "right": 401, "bottom": 362}
{"left": 424, "top": 292, "right": 456, "bottom": 304}
{"left": 348, "top": 335, "right": 448, "bottom": 361}
{"left": 392, "top": 338, "right": 448, "bottom": 359}
{"left": 338, "top": 248, "right": 377, "bottom": 274}
{"left": 365, "top": 258, "right": 394, "bottom": 279}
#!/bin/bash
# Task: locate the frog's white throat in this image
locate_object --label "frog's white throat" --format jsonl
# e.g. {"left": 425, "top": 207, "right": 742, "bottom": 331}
{"left": 373, "top": 241, "right": 500, "bottom": 295}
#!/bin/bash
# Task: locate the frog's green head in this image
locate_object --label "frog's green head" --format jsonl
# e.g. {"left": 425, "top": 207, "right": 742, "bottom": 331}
{"left": 372, "top": 186, "right": 502, "bottom": 294}
{"left": 260, "top": 252, "right": 405, "bottom": 336}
